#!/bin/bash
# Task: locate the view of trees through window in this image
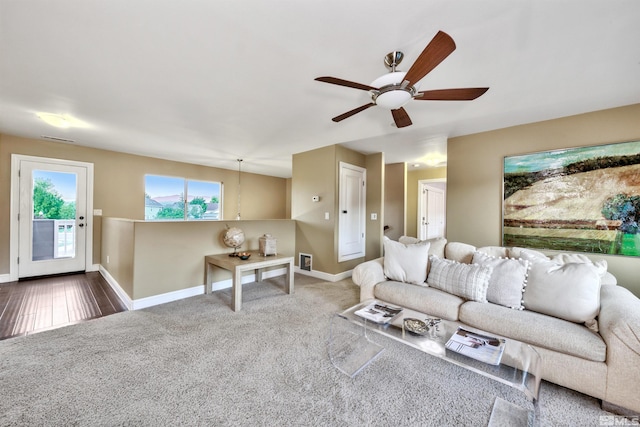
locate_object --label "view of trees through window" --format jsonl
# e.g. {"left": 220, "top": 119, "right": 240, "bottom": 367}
{"left": 145, "top": 175, "right": 222, "bottom": 221}
{"left": 32, "top": 173, "right": 76, "bottom": 220}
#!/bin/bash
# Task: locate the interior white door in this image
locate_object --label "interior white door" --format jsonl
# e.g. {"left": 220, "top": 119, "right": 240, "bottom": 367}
{"left": 18, "top": 159, "right": 89, "bottom": 278}
{"left": 418, "top": 182, "right": 446, "bottom": 240}
{"left": 338, "top": 162, "right": 366, "bottom": 262}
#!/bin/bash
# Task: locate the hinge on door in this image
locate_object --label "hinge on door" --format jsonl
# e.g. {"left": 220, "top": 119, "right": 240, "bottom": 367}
{"left": 17, "top": 257, "right": 19, "bottom": 264}
{"left": 17, "top": 213, "right": 19, "bottom": 221}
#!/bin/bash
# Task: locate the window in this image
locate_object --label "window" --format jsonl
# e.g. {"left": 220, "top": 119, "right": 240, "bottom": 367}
{"left": 144, "top": 175, "right": 222, "bottom": 221}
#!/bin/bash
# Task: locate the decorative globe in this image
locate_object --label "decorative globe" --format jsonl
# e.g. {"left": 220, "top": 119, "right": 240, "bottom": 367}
{"left": 222, "top": 227, "right": 245, "bottom": 250}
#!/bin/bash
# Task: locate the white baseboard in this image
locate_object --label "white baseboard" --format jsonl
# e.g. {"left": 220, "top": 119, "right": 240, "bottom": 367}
{"left": 99, "top": 265, "right": 292, "bottom": 311}
{"left": 98, "top": 265, "right": 353, "bottom": 310}
{"left": 294, "top": 267, "right": 352, "bottom": 282}
{"left": 132, "top": 285, "right": 204, "bottom": 310}
{"left": 0, "top": 273, "right": 12, "bottom": 284}
{"left": 99, "top": 266, "right": 134, "bottom": 310}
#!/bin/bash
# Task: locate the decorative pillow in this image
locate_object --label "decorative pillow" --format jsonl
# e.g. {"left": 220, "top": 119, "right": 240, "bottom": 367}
{"left": 398, "top": 236, "right": 447, "bottom": 259}
{"left": 427, "top": 237, "right": 447, "bottom": 259}
{"left": 427, "top": 255, "right": 492, "bottom": 302}
{"left": 398, "top": 236, "right": 421, "bottom": 245}
{"left": 472, "top": 251, "right": 529, "bottom": 310}
{"left": 397, "top": 236, "right": 447, "bottom": 276}
{"left": 383, "top": 238, "right": 430, "bottom": 285}
{"left": 523, "top": 261, "right": 601, "bottom": 324}
{"left": 551, "top": 253, "right": 608, "bottom": 278}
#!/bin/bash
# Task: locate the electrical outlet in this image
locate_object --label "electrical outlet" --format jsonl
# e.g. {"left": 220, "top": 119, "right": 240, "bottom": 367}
{"left": 371, "top": 213, "right": 378, "bottom": 220}
{"left": 106, "top": 255, "right": 110, "bottom": 264}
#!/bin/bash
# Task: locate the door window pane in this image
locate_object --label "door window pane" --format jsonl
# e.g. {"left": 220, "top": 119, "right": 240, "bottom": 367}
{"left": 32, "top": 170, "right": 77, "bottom": 260}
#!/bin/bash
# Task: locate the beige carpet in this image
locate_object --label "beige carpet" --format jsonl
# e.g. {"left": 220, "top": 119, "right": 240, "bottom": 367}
{"left": 0, "top": 274, "right": 613, "bottom": 426}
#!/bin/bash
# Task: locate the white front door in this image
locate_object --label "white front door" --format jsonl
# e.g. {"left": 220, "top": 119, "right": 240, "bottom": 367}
{"left": 14, "top": 156, "right": 93, "bottom": 278}
{"left": 418, "top": 181, "right": 446, "bottom": 240}
{"left": 338, "top": 162, "right": 366, "bottom": 262}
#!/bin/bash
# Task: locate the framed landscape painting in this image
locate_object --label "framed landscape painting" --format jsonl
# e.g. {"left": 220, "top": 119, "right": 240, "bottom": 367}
{"left": 503, "top": 140, "right": 640, "bottom": 257}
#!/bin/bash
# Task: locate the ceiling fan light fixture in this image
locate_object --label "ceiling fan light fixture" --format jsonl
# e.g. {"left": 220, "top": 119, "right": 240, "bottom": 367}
{"left": 374, "top": 90, "right": 412, "bottom": 109}
{"left": 370, "top": 71, "right": 418, "bottom": 110}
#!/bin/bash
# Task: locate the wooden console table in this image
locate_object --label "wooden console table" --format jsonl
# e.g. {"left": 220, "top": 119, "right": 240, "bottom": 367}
{"left": 204, "top": 251, "right": 294, "bottom": 311}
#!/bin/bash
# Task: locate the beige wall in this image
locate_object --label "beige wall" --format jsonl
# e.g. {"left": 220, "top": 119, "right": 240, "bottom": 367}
{"left": 292, "top": 145, "right": 337, "bottom": 273}
{"left": 0, "top": 134, "right": 288, "bottom": 275}
{"left": 101, "top": 218, "right": 135, "bottom": 297}
{"left": 292, "top": 144, "right": 382, "bottom": 274}
{"left": 406, "top": 167, "right": 447, "bottom": 238}
{"left": 384, "top": 163, "right": 406, "bottom": 241}
{"left": 102, "top": 218, "right": 295, "bottom": 300}
{"left": 447, "top": 103, "right": 640, "bottom": 296}
{"left": 366, "top": 153, "right": 384, "bottom": 260}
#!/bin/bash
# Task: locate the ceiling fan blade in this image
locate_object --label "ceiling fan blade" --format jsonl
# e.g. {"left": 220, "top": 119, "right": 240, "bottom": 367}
{"left": 391, "top": 108, "right": 412, "bottom": 128}
{"left": 415, "top": 87, "right": 489, "bottom": 101}
{"left": 403, "top": 31, "right": 456, "bottom": 87}
{"left": 332, "top": 103, "right": 376, "bottom": 122}
{"left": 315, "top": 76, "right": 378, "bottom": 92}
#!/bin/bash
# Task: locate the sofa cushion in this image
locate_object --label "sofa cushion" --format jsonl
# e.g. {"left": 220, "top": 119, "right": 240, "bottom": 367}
{"left": 427, "top": 255, "right": 492, "bottom": 303}
{"left": 509, "top": 247, "right": 549, "bottom": 263}
{"left": 524, "top": 261, "right": 601, "bottom": 324}
{"left": 383, "top": 238, "right": 430, "bottom": 285}
{"left": 444, "top": 242, "right": 476, "bottom": 264}
{"left": 374, "top": 281, "right": 464, "bottom": 321}
{"left": 459, "top": 301, "right": 606, "bottom": 362}
{"left": 472, "top": 251, "right": 529, "bottom": 310}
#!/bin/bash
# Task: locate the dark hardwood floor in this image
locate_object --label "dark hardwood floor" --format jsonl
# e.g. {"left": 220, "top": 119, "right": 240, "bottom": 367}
{"left": 0, "top": 272, "right": 127, "bottom": 340}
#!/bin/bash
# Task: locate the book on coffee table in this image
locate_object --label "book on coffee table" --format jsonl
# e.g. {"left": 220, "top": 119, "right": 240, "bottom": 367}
{"left": 445, "top": 327, "right": 506, "bottom": 365}
{"left": 354, "top": 301, "right": 403, "bottom": 324}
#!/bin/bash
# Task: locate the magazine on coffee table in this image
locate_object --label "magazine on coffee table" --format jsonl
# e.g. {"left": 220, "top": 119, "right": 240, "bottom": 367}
{"left": 354, "top": 301, "right": 403, "bottom": 324}
{"left": 445, "top": 327, "right": 506, "bottom": 366}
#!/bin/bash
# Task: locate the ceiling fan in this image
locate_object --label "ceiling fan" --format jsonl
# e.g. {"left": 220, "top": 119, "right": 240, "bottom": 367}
{"left": 315, "top": 31, "right": 489, "bottom": 128}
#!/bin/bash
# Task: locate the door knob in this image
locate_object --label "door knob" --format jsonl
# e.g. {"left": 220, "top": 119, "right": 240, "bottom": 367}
{"left": 78, "top": 223, "right": 84, "bottom": 228}
{"left": 79, "top": 216, "right": 85, "bottom": 220}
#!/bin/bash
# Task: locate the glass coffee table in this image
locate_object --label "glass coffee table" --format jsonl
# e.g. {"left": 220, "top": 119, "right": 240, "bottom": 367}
{"left": 329, "top": 300, "right": 542, "bottom": 423}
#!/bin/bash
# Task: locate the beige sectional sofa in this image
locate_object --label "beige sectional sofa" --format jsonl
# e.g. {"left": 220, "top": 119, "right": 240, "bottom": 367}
{"left": 352, "top": 237, "right": 640, "bottom": 414}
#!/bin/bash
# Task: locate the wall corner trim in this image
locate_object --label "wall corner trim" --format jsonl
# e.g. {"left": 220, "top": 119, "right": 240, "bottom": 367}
{"left": 99, "top": 266, "right": 134, "bottom": 310}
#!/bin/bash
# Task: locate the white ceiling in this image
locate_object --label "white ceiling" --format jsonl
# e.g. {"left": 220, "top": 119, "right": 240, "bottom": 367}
{"left": 1, "top": 1, "right": 639, "bottom": 178}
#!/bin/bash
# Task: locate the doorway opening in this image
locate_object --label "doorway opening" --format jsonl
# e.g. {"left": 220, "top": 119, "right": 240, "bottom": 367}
{"left": 417, "top": 179, "right": 446, "bottom": 240}
{"left": 9, "top": 155, "right": 94, "bottom": 281}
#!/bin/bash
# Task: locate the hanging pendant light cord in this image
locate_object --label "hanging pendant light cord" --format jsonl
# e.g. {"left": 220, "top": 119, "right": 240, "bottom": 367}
{"left": 237, "top": 159, "right": 242, "bottom": 220}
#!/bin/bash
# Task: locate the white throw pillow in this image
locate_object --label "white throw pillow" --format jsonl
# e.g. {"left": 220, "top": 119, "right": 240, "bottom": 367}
{"left": 383, "top": 238, "right": 430, "bottom": 285}
{"left": 472, "top": 252, "right": 529, "bottom": 310}
{"left": 398, "top": 236, "right": 447, "bottom": 259}
{"left": 427, "top": 255, "right": 492, "bottom": 302}
{"left": 551, "top": 253, "right": 608, "bottom": 278}
{"left": 523, "top": 261, "right": 601, "bottom": 324}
